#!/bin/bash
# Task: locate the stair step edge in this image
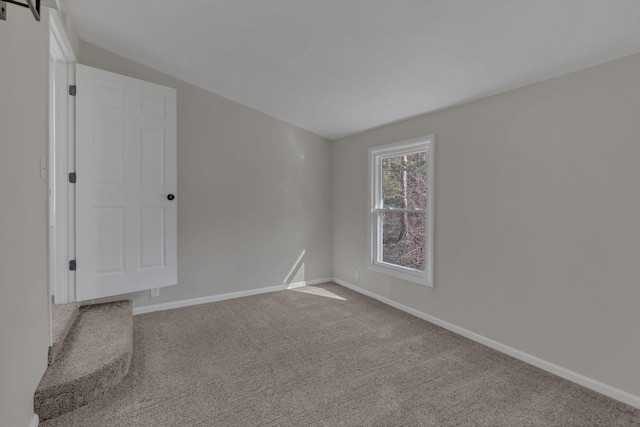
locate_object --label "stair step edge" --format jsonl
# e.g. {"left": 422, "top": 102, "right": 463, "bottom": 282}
{"left": 36, "top": 300, "right": 133, "bottom": 421}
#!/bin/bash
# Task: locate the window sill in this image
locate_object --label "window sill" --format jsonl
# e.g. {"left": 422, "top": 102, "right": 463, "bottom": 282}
{"left": 367, "top": 262, "right": 433, "bottom": 288}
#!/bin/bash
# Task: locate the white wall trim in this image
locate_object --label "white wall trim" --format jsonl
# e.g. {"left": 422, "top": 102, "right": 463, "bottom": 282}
{"left": 50, "top": 59, "right": 71, "bottom": 304}
{"left": 132, "top": 278, "right": 333, "bottom": 315}
{"left": 28, "top": 414, "right": 39, "bottom": 427}
{"left": 49, "top": 6, "right": 77, "bottom": 305}
{"left": 331, "top": 277, "right": 640, "bottom": 410}
{"left": 49, "top": 8, "right": 77, "bottom": 63}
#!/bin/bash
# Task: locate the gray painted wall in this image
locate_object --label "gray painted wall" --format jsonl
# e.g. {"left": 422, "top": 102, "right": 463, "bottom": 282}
{"left": 0, "top": 8, "right": 50, "bottom": 427}
{"left": 79, "top": 42, "right": 334, "bottom": 309}
{"left": 332, "top": 51, "right": 640, "bottom": 398}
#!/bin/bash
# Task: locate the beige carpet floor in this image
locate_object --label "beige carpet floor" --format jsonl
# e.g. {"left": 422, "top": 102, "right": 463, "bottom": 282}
{"left": 41, "top": 283, "right": 640, "bottom": 426}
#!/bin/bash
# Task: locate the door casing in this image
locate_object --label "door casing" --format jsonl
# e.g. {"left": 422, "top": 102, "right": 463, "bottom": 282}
{"left": 49, "top": 8, "right": 77, "bottom": 308}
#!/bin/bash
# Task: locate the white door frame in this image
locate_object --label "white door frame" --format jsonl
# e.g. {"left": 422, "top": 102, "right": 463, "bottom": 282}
{"left": 49, "top": 8, "right": 77, "bottom": 310}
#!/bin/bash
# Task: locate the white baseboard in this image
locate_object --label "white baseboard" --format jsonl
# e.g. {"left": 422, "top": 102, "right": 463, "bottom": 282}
{"left": 132, "top": 278, "right": 332, "bottom": 315}
{"left": 332, "top": 277, "right": 640, "bottom": 410}
{"left": 29, "top": 414, "right": 39, "bottom": 427}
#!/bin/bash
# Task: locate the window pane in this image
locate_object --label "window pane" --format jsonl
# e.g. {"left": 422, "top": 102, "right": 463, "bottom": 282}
{"left": 382, "top": 151, "right": 428, "bottom": 210}
{"left": 381, "top": 211, "right": 426, "bottom": 271}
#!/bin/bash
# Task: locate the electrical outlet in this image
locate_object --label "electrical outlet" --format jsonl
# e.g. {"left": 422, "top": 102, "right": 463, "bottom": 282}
{"left": 150, "top": 288, "right": 160, "bottom": 298}
{"left": 355, "top": 269, "right": 360, "bottom": 280}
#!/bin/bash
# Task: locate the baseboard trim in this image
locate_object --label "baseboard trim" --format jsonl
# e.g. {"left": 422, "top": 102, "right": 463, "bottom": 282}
{"left": 332, "top": 277, "right": 640, "bottom": 410}
{"left": 29, "top": 414, "right": 39, "bottom": 427}
{"left": 132, "top": 278, "right": 333, "bottom": 315}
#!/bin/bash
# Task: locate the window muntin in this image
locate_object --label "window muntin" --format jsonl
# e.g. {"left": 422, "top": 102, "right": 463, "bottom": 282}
{"left": 369, "top": 136, "right": 434, "bottom": 287}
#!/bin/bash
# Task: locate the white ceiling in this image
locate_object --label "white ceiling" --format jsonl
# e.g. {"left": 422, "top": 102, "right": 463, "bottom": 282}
{"left": 67, "top": 0, "right": 640, "bottom": 140}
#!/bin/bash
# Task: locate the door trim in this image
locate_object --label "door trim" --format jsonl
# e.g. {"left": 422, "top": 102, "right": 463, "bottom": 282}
{"left": 49, "top": 8, "right": 77, "bottom": 305}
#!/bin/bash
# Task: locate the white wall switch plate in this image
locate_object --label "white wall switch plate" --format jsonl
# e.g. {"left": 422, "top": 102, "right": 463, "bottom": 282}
{"left": 150, "top": 288, "right": 160, "bottom": 298}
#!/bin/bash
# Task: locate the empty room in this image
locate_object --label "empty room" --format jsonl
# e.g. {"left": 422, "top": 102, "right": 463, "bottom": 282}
{"left": 2, "top": 1, "right": 640, "bottom": 426}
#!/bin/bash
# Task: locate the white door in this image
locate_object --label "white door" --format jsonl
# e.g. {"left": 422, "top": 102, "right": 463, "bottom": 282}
{"left": 75, "top": 64, "right": 177, "bottom": 301}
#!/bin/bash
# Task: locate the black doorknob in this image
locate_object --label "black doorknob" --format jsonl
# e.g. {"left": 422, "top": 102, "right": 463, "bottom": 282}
{"left": 167, "top": 194, "right": 175, "bottom": 201}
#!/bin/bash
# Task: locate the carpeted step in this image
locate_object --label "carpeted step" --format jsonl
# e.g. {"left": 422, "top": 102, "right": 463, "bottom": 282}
{"left": 48, "top": 301, "right": 79, "bottom": 365}
{"left": 35, "top": 301, "right": 133, "bottom": 421}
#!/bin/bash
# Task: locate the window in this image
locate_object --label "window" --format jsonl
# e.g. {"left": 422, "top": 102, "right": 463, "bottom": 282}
{"left": 368, "top": 136, "right": 434, "bottom": 287}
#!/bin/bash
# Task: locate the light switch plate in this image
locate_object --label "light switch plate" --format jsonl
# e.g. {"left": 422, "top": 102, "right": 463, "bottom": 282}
{"left": 1, "top": 2, "right": 7, "bottom": 21}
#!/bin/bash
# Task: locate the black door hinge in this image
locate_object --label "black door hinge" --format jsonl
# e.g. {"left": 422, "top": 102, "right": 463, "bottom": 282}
{"left": 69, "top": 172, "right": 76, "bottom": 183}
{"left": 69, "top": 85, "right": 76, "bottom": 96}
{"left": 69, "top": 260, "right": 77, "bottom": 271}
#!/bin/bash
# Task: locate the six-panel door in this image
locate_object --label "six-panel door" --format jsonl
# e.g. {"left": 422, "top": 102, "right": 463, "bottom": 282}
{"left": 75, "top": 64, "right": 177, "bottom": 301}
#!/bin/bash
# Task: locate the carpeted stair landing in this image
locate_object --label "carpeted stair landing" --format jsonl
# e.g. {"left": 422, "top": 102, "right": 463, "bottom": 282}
{"left": 35, "top": 301, "right": 133, "bottom": 421}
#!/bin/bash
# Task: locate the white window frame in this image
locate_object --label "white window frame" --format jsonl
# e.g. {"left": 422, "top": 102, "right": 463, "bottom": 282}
{"left": 368, "top": 135, "right": 435, "bottom": 287}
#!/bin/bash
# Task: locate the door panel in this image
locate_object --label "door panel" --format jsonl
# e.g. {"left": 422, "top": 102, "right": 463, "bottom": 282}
{"left": 76, "top": 64, "right": 177, "bottom": 301}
